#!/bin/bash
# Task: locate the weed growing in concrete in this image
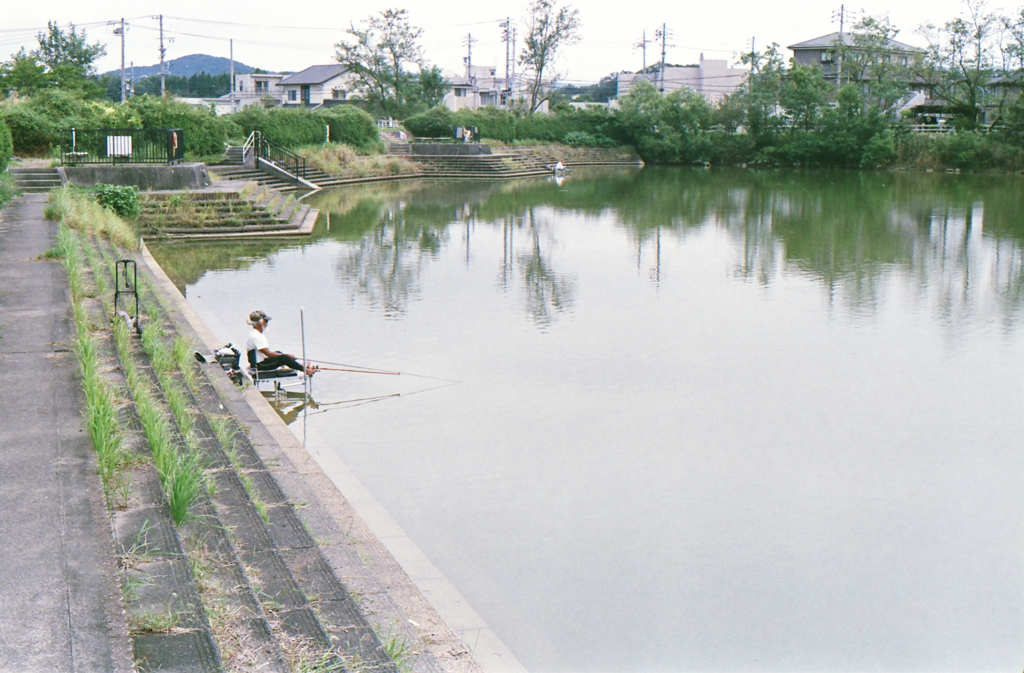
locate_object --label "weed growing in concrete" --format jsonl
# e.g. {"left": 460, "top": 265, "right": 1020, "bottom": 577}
{"left": 129, "top": 607, "right": 181, "bottom": 634}
{"left": 48, "top": 186, "right": 138, "bottom": 251}
{"left": 64, "top": 226, "right": 132, "bottom": 505}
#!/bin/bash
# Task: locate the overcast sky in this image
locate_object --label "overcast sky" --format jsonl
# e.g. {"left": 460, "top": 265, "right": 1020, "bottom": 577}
{"left": 0, "top": 0, "right": 998, "bottom": 84}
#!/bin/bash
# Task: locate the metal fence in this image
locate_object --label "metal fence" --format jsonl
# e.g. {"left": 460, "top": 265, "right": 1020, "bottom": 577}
{"left": 61, "top": 128, "right": 185, "bottom": 165}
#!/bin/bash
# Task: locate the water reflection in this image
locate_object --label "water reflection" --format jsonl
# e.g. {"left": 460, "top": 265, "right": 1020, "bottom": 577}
{"left": 150, "top": 167, "right": 1024, "bottom": 333}
{"left": 149, "top": 167, "right": 1024, "bottom": 671}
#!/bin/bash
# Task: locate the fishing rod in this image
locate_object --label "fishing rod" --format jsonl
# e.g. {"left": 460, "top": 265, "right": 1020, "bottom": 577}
{"left": 312, "top": 366, "right": 400, "bottom": 375}
{"left": 306, "top": 358, "right": 459, "bottom": 383}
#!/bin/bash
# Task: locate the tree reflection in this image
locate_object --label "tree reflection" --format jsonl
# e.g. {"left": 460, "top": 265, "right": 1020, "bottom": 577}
{"left": 520, "top": 208, "right": 575, "bottom": 329}
{"left": 152, "top": 167, "right": 1024, "bottom": 331}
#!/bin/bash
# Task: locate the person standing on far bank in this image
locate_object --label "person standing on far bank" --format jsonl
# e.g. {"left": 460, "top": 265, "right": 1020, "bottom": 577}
{"left": 244, "top": 310, "right": 317, "bottom": 377}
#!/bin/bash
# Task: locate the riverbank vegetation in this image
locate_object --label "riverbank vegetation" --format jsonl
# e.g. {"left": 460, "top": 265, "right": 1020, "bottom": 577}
{"left": 6, "top": 4, "right": 1024, "bottom": 173}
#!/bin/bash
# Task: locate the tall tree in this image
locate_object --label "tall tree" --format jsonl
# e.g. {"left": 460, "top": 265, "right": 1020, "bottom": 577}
{"left": 33, "top": 21, "right": 106, "bottom": 95}
{"left": 518, "top": 0, "right": 581, "bottom": 113}
{"left": 335, "top": 8, "right": 429, "bottom": 117}
{"left": 0, "top": 22, "right": 106, "bottom": 97}
{"left": 840, "top": 15, "right": 918, "bottom": 112}
{"left": 918, "top": 0, "right": 1002, "bottom": 127}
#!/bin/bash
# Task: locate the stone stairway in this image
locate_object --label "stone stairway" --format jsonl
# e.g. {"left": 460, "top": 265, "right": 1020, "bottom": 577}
{"left": 7, "top": 167, "right": 64, "bottom": 192}
{"left": 407, "top": 151, "right": 555, "bottom": 179}
{"left": 138, "top": 192, "right": 313, "bottom": 237}
{"left": 207, "top": 164, "right": 301, "bottom": 194}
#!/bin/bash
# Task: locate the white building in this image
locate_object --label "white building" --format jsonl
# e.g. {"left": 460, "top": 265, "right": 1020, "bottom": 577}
{"left": 616, "top": 55, "right": 748, "bottom": 104}
{"left": 277, "top": 64, "right": 356, "bottom": 107}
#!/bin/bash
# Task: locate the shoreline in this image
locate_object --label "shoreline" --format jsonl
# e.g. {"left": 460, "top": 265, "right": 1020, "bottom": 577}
{"left": 138, "top": 240, "right": 527, "bottom": 673}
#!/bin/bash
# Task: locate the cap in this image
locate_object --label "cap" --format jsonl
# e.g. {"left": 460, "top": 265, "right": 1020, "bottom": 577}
{"left": 248, "top": 310, "right": 271, "bottom": 325}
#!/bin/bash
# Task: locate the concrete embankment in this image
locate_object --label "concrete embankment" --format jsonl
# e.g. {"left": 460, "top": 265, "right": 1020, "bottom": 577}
{"left": 137, "top": 243, "right": 523, "bottom": 673}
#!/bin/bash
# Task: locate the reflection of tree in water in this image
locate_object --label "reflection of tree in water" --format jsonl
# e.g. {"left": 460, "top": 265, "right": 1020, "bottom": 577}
{"left": 157, "top": 168, "right": 1024, "bottom": 332}
{"left": 518, "top": 208, "right": 575, "bottom": 329}
{"left": 334, "top": 206, "right": 450, "bottom": 317}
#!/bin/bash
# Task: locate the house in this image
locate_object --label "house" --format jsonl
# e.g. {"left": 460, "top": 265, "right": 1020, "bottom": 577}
{"left": 615, "top": 55, "right": 748, "bottom": 104}
{"left": 276, "top": 64, "right": 355, "bottom": 107}
{"left": 788, "top": 32, "right": 920, "bottom": 83}
{"left": 445, "top": 65, "right": 505, "bottom": 111}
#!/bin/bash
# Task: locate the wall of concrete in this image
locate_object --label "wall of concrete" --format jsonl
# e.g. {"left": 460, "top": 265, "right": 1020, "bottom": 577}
{"left": 61, "top": 163, "right": 211, "bottom": 190}
{"left": 410, "top": 143, "right": 492, "bottom": 156}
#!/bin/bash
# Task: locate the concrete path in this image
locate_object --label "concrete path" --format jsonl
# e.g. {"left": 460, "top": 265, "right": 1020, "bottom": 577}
{"left": 0, "top": 194, "right": 133, "bottom": 672}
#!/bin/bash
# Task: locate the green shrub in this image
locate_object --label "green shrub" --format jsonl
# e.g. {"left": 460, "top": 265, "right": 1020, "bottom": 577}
{"left": 403, "top": 106, "right": 454, "bottom": 138}
{"left": 561, "top": 130, "right": 616, "bottom": 147}
{"left": 317, "top": 106, "right": 381, "bottom": 153}
{"left": 109, "top": 96, "right": 226, "bottom": 156}
{"left": 229, "top": 106, "right": 326, "bottom": 148}
{"left": 0, "top": 117, "right": 12, "bottom": 171}
{"left": 1, "top": 105, "right": 58, "bottom": 155}
{"left": 860, "top": 129, "right": 896, "bottom": 167}
{"left": 94, "top": 184, "right": 141, "bottom": 220}
{"left": 936, "top": 130, "right": 993, "bottom": 170}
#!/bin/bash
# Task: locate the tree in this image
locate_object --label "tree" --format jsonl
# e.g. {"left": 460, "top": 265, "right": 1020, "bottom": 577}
{"left": 518, "top": 0, "right": 581, "bottom": 113}
{"left": 335, "top": 8, "right": 440, "bottom": 117}
{"left": 0, "top": 50, "right": 52, "bottom": 96}
{"left": 33, "top": 22, "right": 106, "bottom": 95}
{"left": 0, "top": 22, "right": 105, "bottom": 97}
{"left": 840, "top": 15, "right": 918, "bottom": 112}
{"left": 737, "top": 43, "right": 788, "bottom": 140}
{"left": 416, "top": 65, "right": 449, "bottom": 110}
{"left": 779, "top": 63, "right": 832, "bottom": 131}
{"left": 918, "top": 0, "right": 1002, "bottom": 127}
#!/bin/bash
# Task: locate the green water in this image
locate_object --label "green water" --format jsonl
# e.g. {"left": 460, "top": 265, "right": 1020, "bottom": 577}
{"left": 150, "top": 167, "right": 1024, "bottom": 672}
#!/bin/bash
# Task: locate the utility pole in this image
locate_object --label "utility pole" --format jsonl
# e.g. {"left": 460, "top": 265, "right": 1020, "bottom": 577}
{"left": 634, "top": 29, "right": 651, "bottom": 72}
{"left": 655, "top": 23, "right": 671, "bottom": 93}
{"left": 230, "top": 39, "right": 235, "bottom": 113}
{"left": 462, "top": 32, "right": 477, "bottom": 79}
{"left": 501, "top": 18, "right": 513, "bottom": 98}
{"left": 158, "top": 15, "right": 166, "bottom": 96}
{"left": 832, "top": 4, "right": 854, "bottom": 84}
{"left": 111, "top": 19, "right": 127, "bottom": 102}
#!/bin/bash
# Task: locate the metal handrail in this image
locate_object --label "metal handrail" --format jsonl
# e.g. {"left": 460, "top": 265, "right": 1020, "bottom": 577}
{"left": 242, "top": 130, "right": 258, "bottom": 164}
{"left": 252, "top": 132, "right": 306, "bottom": 184}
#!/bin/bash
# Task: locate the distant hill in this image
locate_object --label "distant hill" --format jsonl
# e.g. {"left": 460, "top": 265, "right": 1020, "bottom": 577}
{"left": 102, "top": 54, "right": 256, "bottom": 79}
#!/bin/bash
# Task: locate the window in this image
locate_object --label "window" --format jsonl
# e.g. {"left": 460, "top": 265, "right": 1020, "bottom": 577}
{"left": 256, "top": 81, "right": 266, "bottom": 92}
{"left": 288, "top": 90, "right": 297, "bottom": 101}
{"left": 455, "top": 88, "right": 466, "bottom": 97}
{"left": 332, "top": 89, "right": 345, "bottom": 99}
{"left": 820, "top": 51, "right": 834, "bottom": 63}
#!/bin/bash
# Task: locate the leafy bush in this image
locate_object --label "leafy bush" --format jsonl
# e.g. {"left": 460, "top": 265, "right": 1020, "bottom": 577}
{"left": 860, "top": 129, "right": 896, "bottom": 167}
{"left": 0, "top": 117, "right": 12, "bottom": 170}
{"left": 561, "top": 131, "right": 615, "bottom": 147}
{"left": 94, "top": 184, "right": 141, "bottom": 220}
{"left": 228, "top": 106, "right": 326, "bottom": 148}
{"left": 936, "top": 130, "right": 993, "bottom": 170}
{"left": 316, "top": 106, "right": 382, "bottom": 153}
{"left": 403, "top": 106, "right": 454, "bottom": 138}
{"left": 1, "top": 105, "right": 59, "bottom": 155}
{"left": 108, "top": 96, "right": 226, "bottom": 156}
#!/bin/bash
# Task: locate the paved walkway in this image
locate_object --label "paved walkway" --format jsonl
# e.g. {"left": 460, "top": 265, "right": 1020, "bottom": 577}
{"left": 0, "top": 194, "right": 133, "bottom": 672}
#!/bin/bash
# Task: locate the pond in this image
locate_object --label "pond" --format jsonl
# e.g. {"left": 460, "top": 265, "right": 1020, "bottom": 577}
{"left": 149, "top": 167, "right": 1024, "bottom": 672}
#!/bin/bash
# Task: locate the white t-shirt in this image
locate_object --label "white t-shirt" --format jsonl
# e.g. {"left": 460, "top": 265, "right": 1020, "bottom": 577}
{"left": 245, "top": 328, "right": 269, "bottom": 363}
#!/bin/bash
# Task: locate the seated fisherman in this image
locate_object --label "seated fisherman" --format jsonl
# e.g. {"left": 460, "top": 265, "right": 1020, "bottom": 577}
{"left": 244, "top": 310, "right": 317, "bottom": 377}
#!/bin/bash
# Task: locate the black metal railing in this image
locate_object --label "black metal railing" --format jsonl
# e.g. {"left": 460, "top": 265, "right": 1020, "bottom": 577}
{"left": 252, "top": 132, "right": 306, "bottom": 182}
{"left": 62, "top": 128, "right": 185, "bottom": 165}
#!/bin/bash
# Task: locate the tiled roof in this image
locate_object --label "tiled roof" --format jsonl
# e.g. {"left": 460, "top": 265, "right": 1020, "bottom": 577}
{"left": 278, "top": 64, "right": 349, "bottom": 86}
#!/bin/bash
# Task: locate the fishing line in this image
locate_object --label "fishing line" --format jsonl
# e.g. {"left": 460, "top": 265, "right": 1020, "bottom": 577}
{"left": 304, "top": 381, "right": 459, "bottom": 417}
